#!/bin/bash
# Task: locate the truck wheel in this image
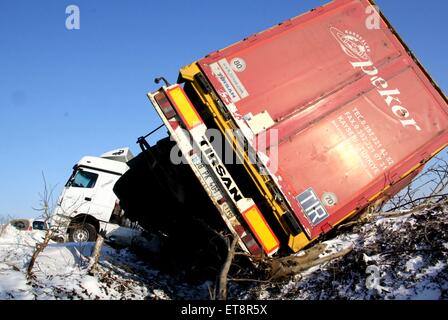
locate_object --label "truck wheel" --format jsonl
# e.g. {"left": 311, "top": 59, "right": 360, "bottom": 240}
{"left": 69, "top": 223, "right": 97, "bottom": 242}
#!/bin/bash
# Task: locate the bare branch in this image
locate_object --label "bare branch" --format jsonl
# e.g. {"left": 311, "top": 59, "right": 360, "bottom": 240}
{"left": 216, "top": 236, "right": 238, "bottom": 300}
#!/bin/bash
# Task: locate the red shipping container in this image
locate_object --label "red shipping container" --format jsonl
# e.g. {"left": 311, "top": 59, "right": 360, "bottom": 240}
{"left": 197, "top": 0, "right": 448, "bottom": 239}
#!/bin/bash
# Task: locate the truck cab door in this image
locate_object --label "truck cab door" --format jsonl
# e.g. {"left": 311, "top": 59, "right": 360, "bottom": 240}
{"left": 58, "top": 168, "right": 99, "bottom": 217}
{"left": 86, "top": 172, "right": 121, "bottom": 222}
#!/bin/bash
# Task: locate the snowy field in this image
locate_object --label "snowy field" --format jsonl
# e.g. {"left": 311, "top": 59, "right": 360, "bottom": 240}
{"left": 0, "top": 204, "right": 447, "bottom": 300}
{"left": 236, "top": 204, "right": 448, "bottom": 300}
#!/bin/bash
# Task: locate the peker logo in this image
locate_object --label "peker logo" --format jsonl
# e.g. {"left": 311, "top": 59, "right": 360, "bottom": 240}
{"left": 330, "top": 26, "right": 421, "bottom": 132}
{"left": 330, "top": 27, "right": 371, "bottom": 61}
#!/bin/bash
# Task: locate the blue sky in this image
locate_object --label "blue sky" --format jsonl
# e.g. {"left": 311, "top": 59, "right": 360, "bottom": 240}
{"left": 0, "top": 0, "right": 447, "bottom": 218}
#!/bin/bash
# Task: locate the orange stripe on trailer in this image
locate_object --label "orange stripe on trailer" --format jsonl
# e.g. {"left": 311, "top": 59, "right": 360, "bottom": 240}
{"left": 242, "top": 205, "right": 280, "bottom": 255}
{"left": 166, "top": 86, "right": 203, "bottom": 130}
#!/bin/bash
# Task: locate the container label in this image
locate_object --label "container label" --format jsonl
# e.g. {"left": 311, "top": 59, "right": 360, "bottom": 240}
{"left": 230, "top": 57, "right": 247, "bottom": 72}
{"left": 210, "top": 58, "right": 249, "bottom": 103}
{"left": 296, "top": 188, "right": 329, "bottom": 226}
{"left": 210, "top": 62, "right": 241, "bottom": 103}
{"left": 322, "top": 192, "right": 338, "bottom": 207}
{"left": 218, "top": 58, "right": 249, "bottom": 99}
{"left": 331, "top": 107, "right": 395, "bottom": 178}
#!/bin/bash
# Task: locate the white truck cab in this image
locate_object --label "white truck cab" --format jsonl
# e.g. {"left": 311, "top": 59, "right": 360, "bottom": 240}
{"left": 52, "top": 148, "right": 139, "bottom": 242}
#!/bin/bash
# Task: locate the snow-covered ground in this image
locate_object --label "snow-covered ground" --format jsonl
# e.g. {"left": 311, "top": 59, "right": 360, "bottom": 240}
{"left": 0, "top": 204, "right": 447, "bottom": 300}
{"left": 0, "top": 225, "right": 212, "bottom": 300}
{"left": 235, "top": 204, "right": 448, "bottom": 300}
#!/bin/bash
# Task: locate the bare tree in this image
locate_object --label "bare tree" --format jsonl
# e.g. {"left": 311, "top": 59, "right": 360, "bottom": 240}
{"left": 216, "top": 236, "right": 238, "bottom": 300}
{"left": 27, "top": 173, "right": 108, "bottom": 278}
{"left": 88, "top": 230, "right": 106, "bottom": 275}
{"left": 385, "top": 152, "right": 448, "bottom": 212}
{"left": 27, "top": 174, "right": 57, "bottom": 278}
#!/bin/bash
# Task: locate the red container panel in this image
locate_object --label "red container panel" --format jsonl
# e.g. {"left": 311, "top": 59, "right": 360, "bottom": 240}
{"left": 198, "top": 0, "right": 448, "bottom": 238}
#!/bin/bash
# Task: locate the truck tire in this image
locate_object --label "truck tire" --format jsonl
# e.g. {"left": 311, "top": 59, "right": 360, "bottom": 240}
{"left": 68, "top": 223, "right": 97, "bottom": 243}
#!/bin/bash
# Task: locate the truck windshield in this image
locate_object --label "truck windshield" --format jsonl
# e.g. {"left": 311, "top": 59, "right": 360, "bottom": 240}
{"left": 68, "top": 170, "right": 98, "bottom": 188}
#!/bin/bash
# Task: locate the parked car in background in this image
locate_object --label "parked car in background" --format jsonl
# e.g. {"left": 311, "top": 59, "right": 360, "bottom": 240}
{"left": 32, "top": 220, "right": 49, "bottom": 231}
{"left": 10, "top": 219, "right": 32, "bottom": 231}
{"left": 10, "top": 219, "right": 49, "bottom": 231}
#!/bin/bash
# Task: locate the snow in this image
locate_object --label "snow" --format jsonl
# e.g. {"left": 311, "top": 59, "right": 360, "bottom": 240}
{"left": 0, "top": 223, "right": 215, "bottom": 300}
{"left": 0, "top": 270, "right": 33, "bottom": 299}
{"left": 405, "top": 256, "right": 424, "bottom": 272}
{"left": 0, "top": 225, "right": 151, "bottom": 300}
{"left": 236, "top": 205, "right": 448, "bottom": 300}
{"left": 1, "top": 204, "right": 447, "bottom": 300}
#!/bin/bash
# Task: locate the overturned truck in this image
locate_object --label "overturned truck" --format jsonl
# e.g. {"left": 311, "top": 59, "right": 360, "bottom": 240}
{"left": 114, "top": 0, "right": 448, "bottom": 266}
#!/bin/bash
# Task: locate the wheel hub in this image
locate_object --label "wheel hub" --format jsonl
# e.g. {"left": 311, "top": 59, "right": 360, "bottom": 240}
{"left": 73, "top": 228, "right": 89, "bottom": 242}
